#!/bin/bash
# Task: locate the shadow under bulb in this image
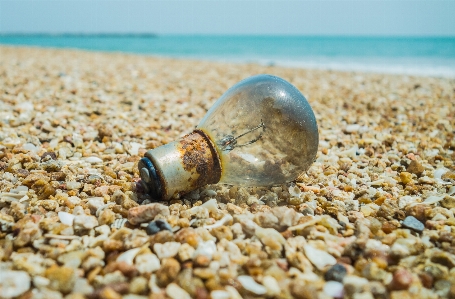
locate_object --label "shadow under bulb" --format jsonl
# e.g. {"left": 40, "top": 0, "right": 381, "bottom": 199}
{"left": 138, "top": 74, "right": 319, "bottom": 201}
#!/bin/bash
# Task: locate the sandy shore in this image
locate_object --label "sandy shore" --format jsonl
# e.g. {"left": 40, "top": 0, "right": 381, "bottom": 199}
{"left": 0, "top": 46, "right": 455, "bottom": 299}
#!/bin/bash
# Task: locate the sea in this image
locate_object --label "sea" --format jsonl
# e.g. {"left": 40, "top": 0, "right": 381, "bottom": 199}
{"left": 1, "top": 35, "right": 455, "bottom": 78}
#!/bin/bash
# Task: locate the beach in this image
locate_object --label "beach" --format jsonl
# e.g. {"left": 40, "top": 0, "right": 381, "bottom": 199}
{"left": 0, "top": 46, "right": 455, "bottom": 298}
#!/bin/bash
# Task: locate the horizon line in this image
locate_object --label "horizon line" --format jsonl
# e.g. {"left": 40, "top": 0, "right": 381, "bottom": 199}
{"left": 1, "top": 33, "right": 455, "bottom": 39}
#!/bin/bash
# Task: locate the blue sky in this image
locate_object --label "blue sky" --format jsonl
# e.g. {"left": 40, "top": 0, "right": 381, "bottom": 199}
{"left": 1, "top": 0, "right": 454, "bottom": 36}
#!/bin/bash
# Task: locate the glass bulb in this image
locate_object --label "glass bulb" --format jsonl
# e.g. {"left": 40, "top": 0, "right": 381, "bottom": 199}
{"left": 139, "top": 74, "right": 318, "bottom": 200}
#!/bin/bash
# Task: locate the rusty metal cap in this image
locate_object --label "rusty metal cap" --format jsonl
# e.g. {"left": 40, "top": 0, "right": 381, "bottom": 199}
{"left": 138, "top": 157, "right": 163, "bottom": 200}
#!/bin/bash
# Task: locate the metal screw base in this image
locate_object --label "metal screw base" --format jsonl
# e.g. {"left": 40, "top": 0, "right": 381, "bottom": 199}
{"left": 138, "top": 157, "right": 162, "bottom": 200}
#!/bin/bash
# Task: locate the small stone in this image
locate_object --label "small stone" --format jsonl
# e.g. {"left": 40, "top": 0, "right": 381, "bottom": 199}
{"left": 402, "top": 216, "right": 424, "bottom": 232}
{"left": 58, "top": 211, "right": 75, "bottom": 226}
{"left": 87, "top": 197, "right": 104, "bottom": 214}
{"left": 73, "top": 214, "right": 99, "bottom": 231}
{"left": 324, "top": 281, "right": 344, "bottom": 298}
{"left": 85, "top": 156, "right": 103, "bottom": 164}
{"left": 13, "top": 221, "right": 41, "bottom": 247}
{"left": 210, "top": 290, "right": 231, "bottom": 299}
{"left": 178, "top": 243, "right": 195, "bottom": 262}
{"left": 175, "top": 227, "right": 200, "bottom": 247}
{"left": 434, "top": 279, "right": 451, "bottom": 298}
{"left": 210, "top": 225, "right": 233, "bottom": 241}
{"left": 289, "top": 280, "right": 318, "bottom": 299}
{"left": 98, "top": 287, "right": 122, "bottom": 299}
{"left": 303, "top": 244, "right": 337, "bottom": 270}
{"left": 128, "top": 203, "right": 170, "bottom": 225}
{"left": 98, "top": 208, "right": 115, "bottom": 225}
{"left": 73, "top": 278, "right": 94, "bottom": 294}
{"left": 166, "top": 283, "right": 191, "bottom": 299}
{"left": 237, "top": 275, "right": 267, "bottom": 295}
{"left": 135, "top": 253, "right": 161, "bottom": 273}
{"left": 441, "top": 196, "right": 455, "bottom": 209}
{"left": 255, "top": 226, "right": 286, "bottom": 251}
{"left": 129, "top": 276, "right": 148, "bottom": 294}
{"left": 430, "top": 250, "right": 455, "bottom": 268}
{"left": 45, "top": 265, "right": 76, "bottom": 294}
{"left": 400, "top": 172, "right": 413, "bottom": 184}
{"left": 146, "top": 219, "right": 172, "bottom": 235}
{"left": 37, "top": 199, "right": 59, "bottom": 210}
{"left": 66, "top": 181, "right": 82, "bottom": 190}
{"left": 389, "top": 269, "right": 413, "bottom": 290}
{"left": 343, "top": 275, "right": 369, "bottom": 296}
{"left": 324, "top": 263, "right": 347, "bottom": 282}
{"left": 406, "top": 160, "right": 425, "bottom": 176}
{"left": 0, "top": 270, "right": 31, "bottom": 298}
{"left": 153, "top": 241, "right": 181, "bottom": 259}
{"left": 117, "top": 247, "right": 141, "bottom": 265}
{"left": 353, "top": 292, "right": 375, "bottom": 299}
{"left": 155, "top": 258, "right": 181, "bottom": 287}
{"left": 194, "top": 255, "right": 211, "bottom": 267}
{"left": 0, "top": 214, "right": 15, "bottom": 232}
{"left": 193, "top": 240, "right": 217, "bottom": 260}
{"left": 262, "top": 275, "right": 280, "bottom": 296}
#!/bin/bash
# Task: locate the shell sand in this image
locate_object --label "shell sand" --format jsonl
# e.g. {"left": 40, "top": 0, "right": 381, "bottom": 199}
{"left": 1, "top": 46, "right": 455, "bottom": 299}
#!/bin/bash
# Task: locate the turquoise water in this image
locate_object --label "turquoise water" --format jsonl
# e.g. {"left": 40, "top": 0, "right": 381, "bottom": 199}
{"left": 1, "top": 35, "right": 455, "bottom": 77}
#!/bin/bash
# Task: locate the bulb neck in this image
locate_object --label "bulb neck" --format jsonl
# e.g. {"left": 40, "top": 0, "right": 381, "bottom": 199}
{"left": 139, "top": 130, "right": 222, "bottom": 200}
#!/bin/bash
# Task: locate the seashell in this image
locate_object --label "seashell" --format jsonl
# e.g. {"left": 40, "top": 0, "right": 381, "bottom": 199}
{"left": 111, "top": 218, "right": 127, "bottom": 229}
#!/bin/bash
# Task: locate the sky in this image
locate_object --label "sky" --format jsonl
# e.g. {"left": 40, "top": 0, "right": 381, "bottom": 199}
{"left": 0, "top": 0, "right": 454, "bottom": 36}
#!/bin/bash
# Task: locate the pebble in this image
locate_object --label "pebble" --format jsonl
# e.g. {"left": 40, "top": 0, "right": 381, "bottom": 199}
{"left": 343, "top": 275, "right": 369, "bottom": 295}
{"left": 406, "top": 160, "right": 425, "bottom": 176}
{"left": 193, "top": 240, "right": 217, "bottom": 259}
{"left": 400, "top": 172, "right": 413, "bottom": 184}
{"left": 153, "top": 241, "right": 181, "bottom": 259}
{"left": 345, "top": 124, "right": 361, "bottom": 133}
{"left": 178, "top": 243, "right": 195, "bottom": 261}
{"left": 66, "top": 181, "right": 82, "bottom": 190}
{"left": 263, "top": 275, "right": 281, "bottom": 296}
{"left": 237, "top": 275, "right": 267, "bottom": 295}
{"left": 73, "top": 214, "right": 99, "bottom": 231}
{"left": 128, "top": 203, "right": 170, "bottom": 225}
{"left": 441, "top": 196, "right": 455, "bottom": 209}
{"left": 210, "top": 290, "right": 231, "bottom": 299}
{"left": 166, "top": 283, "right": 191, "bottom": 299}
{"left": 324, "top": 263, "right": 347, "bottom": 282}
{"left": 155, "top": 258, "right": 181, "bottom": 287}
{"left": 135, "top": 253, "right": 161, "bottom": 274}
{"left": 44, "top": 266, "right": 76, "bottom": 293}
{"left": 289, "top": 280, "right": 318, "bottom": 299}
{"left": 85, "top": 156, "right": 103, "bottom": 164}
{"left": 324, "top": 281, "right": 344, "bottom": 298}
{"left": 389, "top": 269, "right": 413, "bottom": 290}
{"left": 0, "top": 270, "right": 31, "bottom": 298}
{"left": 402, "top": 216, "right": 425, "bottom": 232}
{"left": 146, "top": 219, "right": 172, "bottom": 235}
{"left": 117, "top": 247, "right": 141, "bottom": 265}
{"left": 303, "top": 244, "right": 337, "bottom": 270}
{"left": 58, "top": 211, "right": 75, "bottom": 226}
{"left": 87, "top": 197, "right": 105, "bottom": 214}
{"left": 423, "top": 195, "right": 445, "bottom": 204}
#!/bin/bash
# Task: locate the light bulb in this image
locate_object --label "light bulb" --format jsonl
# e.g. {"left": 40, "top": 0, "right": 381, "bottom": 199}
{"left": 139, "top": 74, "right": 318, "bottom": 200}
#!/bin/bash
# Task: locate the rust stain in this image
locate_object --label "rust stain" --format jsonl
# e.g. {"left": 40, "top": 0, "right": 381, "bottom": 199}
{"left": 178, "top": 130, "right": 222, "bottom": 189}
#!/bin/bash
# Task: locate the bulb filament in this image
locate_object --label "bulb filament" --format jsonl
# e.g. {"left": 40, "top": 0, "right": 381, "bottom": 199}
{"left": 217, "top": 120, "right": 266, "bottom": 151}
